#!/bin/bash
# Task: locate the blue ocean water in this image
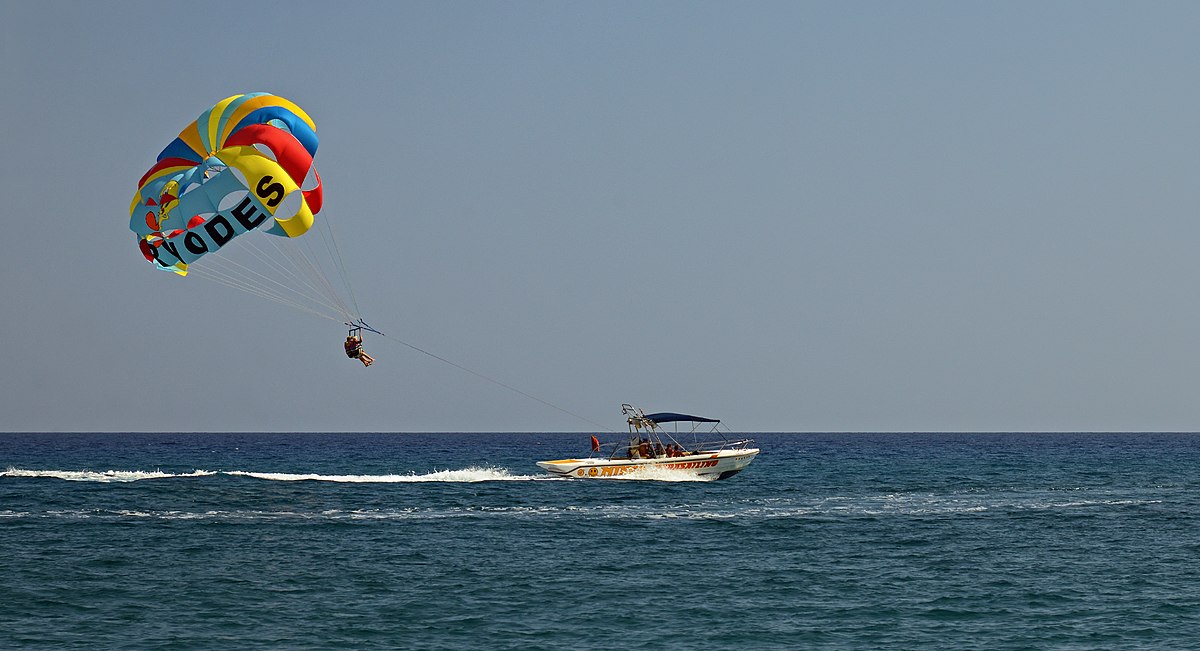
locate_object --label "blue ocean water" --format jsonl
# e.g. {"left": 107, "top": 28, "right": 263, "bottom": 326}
{"left": 3, "top": 432, "right": 1200, "bottom": 649}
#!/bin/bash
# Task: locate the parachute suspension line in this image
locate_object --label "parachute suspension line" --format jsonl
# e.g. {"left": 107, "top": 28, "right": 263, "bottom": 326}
{"left": 237, "top": 237, "right": 349, "bottom": 319}
{"left": 262, "top": 234, "right": 355, "bottom": 323}
{"left": 240, "top": 236, "right": 336, "bottom": 305}
{"left": 181, "top": 222, "right": 366, "bottom": 331}
{"left": 298, "top": 233, "right": 356, "bottom": 321}
{"left": 200, "top": 245, "right": 347, "bottom": 319}
{"left": 189, "top": 258, "right": 343, "bottom": 322}
{"left": 186, "top": 264, "right": 345, "bottom": 323}
{"left": 376, "top": 335, "right": 614, "bottom": 432}
{"left": 313, "top": 211, "right": 361, "bottom": 320}
{"left": 185, "top": 258, "right": 317, "bottom": 315}
{"left": 199, "top": 276, "right": 341, "bottom": 323}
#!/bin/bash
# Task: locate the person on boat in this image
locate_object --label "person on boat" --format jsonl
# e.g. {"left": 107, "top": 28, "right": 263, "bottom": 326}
{"left": 654, "top": 443, "right": 665, "bottom": 458}
{"left": 590, "top": 435, "right": 601, "bottom": 453}
{"left": 344, "top": 334, "right": 374, "bottom": 367}
{"left": 638, "top": 439, "right": 651, "bottom": 458}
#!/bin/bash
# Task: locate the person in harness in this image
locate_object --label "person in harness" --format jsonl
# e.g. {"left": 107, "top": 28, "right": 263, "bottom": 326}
{"left": 344, "top": 330, "right": 375, "bottom": 367}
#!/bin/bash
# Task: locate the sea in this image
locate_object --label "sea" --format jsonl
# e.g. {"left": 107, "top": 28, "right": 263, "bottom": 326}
{"left": 3, "top": 432, "right": 1200, "bottom": 650}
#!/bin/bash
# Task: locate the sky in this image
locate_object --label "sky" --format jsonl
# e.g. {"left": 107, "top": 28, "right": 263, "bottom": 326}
{"left": 3, "top": 1, "right": 1200, "bottom": 432}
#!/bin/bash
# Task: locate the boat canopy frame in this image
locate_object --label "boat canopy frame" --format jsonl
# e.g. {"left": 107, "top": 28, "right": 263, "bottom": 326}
{"left": 596, "top": 404, "right": 754, "bottom": 460}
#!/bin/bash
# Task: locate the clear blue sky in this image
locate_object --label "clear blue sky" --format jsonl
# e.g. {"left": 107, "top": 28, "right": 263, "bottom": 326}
{"left": 3, "top": 1, "right": 1200, "bottom": 432}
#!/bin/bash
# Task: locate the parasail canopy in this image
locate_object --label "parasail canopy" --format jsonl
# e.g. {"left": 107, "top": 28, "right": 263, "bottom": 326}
{"left": 128, "top": 93, "right": 368, "bottom": 329}
{"left": 130, "top": 93, "right": 323, "bottom": 275}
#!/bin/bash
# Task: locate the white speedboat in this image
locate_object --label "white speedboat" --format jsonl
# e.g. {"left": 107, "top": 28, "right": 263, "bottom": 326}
{"left": 536, "top": 404, "right": 759, "bottom": 480}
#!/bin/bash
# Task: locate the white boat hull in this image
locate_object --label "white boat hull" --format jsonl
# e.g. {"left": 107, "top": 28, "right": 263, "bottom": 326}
{"left": 536, "top": 448, "right": 759, "bottom": 481}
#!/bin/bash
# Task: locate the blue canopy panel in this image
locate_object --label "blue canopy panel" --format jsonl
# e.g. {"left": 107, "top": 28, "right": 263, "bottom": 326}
{"left": 644, "top": 412, "right": 720, "bottom": 424}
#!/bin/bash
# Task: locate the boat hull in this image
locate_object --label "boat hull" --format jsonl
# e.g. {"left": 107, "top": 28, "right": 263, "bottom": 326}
{"left": 536, "top": 449, "right": 759, "bottom": 480}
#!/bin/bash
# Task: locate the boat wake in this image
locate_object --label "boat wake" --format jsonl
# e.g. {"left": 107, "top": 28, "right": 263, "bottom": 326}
{"left": 1, "top": 465, "right": 720, "bottom": 484}
{"left": 0, "top": 468, "right": 217, "bottom": 483}
{"left": 226, "top": 467, "right": 554, "bottom": 483}
{"left": 2, "top": 467, "right": 554, "bottom": 483}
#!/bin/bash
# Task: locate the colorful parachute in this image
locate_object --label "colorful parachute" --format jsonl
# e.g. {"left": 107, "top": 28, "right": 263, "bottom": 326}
{"left": 129, "top": 93, "right": 366, "bottom": 329}
{"left": 129, "top": 93, "right": 323, "bottom": 275}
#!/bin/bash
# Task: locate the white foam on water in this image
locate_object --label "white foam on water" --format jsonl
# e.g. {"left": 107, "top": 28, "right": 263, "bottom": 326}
{"left": 645, "top": 509, "right": 738, "bottom": 520}
{"left": 1, "top": 466, "right": 558, "bottom": 484}
{"left": 1, "top": 468, "right": 216, "bottom": 483}
{"left": 224, "top": 467, "right": 550, "bottom": 483}
{"left": 1016, "top": 497, "right": 1164, "bottom": 511}
{"left": 115, "top": 510, "right": 154, "bottom": 517}
{"left": 750, "top": 493, "right": 1169, "bottom": 518}
{"left": 607, "top": 465, "right": 718, "bottom": 482}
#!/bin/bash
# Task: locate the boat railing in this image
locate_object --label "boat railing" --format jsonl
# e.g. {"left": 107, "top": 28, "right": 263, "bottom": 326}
{"left": 692, "top": 437, "right": 756, "bottom": 453}
{"left": 605, "top": 437, "right": 755, "bottom": 459}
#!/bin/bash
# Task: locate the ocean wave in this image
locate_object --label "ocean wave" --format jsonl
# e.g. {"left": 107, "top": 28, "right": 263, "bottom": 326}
{"left": 1, "top": 468, "right": 217, "bottom": 483}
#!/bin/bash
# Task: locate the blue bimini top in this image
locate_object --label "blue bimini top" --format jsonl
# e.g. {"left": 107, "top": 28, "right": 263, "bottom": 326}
{"left": 643, "top": 412, "right": 720, "bottom": 424}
